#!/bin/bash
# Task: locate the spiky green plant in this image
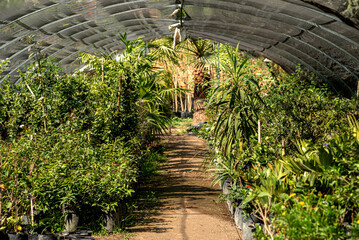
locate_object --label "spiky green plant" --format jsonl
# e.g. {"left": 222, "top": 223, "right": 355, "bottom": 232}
{"left": 206, "top": 45, "right": 261, "bottom": 156}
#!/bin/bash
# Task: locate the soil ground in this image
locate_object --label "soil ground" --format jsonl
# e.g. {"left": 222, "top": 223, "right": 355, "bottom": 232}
{"left": 95, "top": 131, "right": 240, "bottom": 240}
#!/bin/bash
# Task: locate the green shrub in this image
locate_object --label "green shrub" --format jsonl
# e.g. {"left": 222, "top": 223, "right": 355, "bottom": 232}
{"left": 271, "top": 194, "right": 349, "bottom": 240}
{"left": 0, "top": 130, "right": 138, "bottom": 232}
{"left": 260, "top": 69, "right": 358, "bottom": 155}
{"left": 203, "top": 54, "right": 359, "bottom": 239}
{"left": 0, "top": 34, "right": 174, "bottom": 233}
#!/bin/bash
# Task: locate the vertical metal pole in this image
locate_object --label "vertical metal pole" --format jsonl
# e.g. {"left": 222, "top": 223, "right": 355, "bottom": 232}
{"left": 217, "top": 42, "right": 220, "bottom": 82}
{"left": 258, "top": 120, "right": 261, "bottom": 143}
{"left": 102, "top": 57, "right": 105, "bottom": 82}
{"left": 30, "top": 194, "right": 34, "bottom": 226}
{"left": 0, "top": 191, "right": 2, "bottom": 223}
{"left": 282, "top": 138, "right": 286, "bottom": 156}
{"left": 180, "top": 0, "right": 184, "bottom": 26}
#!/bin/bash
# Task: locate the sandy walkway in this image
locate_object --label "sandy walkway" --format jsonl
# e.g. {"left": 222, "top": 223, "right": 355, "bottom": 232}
{"left": 96, "top": 132, "right": 240, "bottom": 240}
{"left": 128, "top": 133, "right": 240, "bottom": 240}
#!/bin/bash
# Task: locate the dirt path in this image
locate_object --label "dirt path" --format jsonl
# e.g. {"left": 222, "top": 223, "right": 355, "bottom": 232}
{"left": 97, "top": 132, "right": 240, "bottom": 240}
{"left": 129, "top": 132, "right": 240, "bottom": 240}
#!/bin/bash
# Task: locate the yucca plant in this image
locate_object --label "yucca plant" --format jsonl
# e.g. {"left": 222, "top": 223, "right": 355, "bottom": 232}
{"left": 206, "top": 45, "right": 262, "bottom": 156}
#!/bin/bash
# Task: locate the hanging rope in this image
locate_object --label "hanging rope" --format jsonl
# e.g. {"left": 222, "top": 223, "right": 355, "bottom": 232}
{"left": 168, "top": 0, "right": 188, "bottom": 49}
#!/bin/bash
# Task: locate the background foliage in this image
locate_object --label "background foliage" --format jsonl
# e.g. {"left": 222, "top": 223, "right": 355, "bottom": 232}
{"left": 198, "top": 43, "right": 359, "bottom": 239}
{"left": 0, "top": 34, "right": 176, "bottom": 233}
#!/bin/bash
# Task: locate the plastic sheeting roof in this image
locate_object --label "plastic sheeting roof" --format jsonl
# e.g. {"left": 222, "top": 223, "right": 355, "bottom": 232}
{"left": 0, "top": 0, "right": 358, "bottom": 95}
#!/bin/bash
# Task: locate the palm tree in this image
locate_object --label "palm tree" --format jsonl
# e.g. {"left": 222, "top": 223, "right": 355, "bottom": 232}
{"left": 178, "top": 38, "right": 216, "bottom": 110}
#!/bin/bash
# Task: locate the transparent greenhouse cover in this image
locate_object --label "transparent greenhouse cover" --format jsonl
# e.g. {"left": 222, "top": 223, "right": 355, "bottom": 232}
{"left": 0, "top": 0, "right": 358, "bottom": 95}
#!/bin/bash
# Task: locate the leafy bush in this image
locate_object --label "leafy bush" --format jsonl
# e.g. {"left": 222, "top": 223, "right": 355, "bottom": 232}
{"left": 260, "top": 69, "right": 358, "bottom": 155}
{"left": 201, "top": 48, "right": 359, "bottom": 239}
{"left": 0, "top": 129, "right": 138, "bottom": 232}
{"left": 270, "top": 194, "right": 354, "bottom": 240}
{"left": 0, "top": 34, "right": 175, "bottom": 233}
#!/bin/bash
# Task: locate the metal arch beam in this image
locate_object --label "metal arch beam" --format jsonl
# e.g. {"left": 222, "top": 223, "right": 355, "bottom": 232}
{"left": 183, "top": 1, "right": 359, "bottom": 57}
{"left": 0, "top": 0, "right": 174, "bottom": 50}
{"left": 273, "top": 42, "right": 353, "bottom": 94}
{"left": 184, "top": 12, "right": 357, "bottom": 56}
{"left": 0, "top": 0, "right": 174, "bottom": 32}
{"left": 188, "top": 27, "right": 347, "bottom": 94}
{"left": 178, "top": 4, "right": 359, "bottom": 86}
{"left": 188, "top": 29, "right": 312, "bottom": 77}
{"left": 0, "top": 1, "right": 60, "bottom": 26}
{"left": 189, "top": 27, "right": 326, "bottom": 74}
{"left": 185, "top": 20, "right": 287, "bottom": 42}
{"left": 186, "top": 21, "right": 283, "bottom": 48}
{"left": 306, "top": 30, "right": 359, "bottom": 64}
{"left": 8, "top": 24, "right": 169, "bottom": 82}
{"left": 1, "top": 1, "right": 354, "bottom": 58}
{"left": 9, "top": 20, "right": 170, "bottom": 65}
{"left": 189, "top": 25, "right": 325, "bottom": 71}
{"left": 182, "top": 2, "right": 359, "bottom": 88}
{"left": 183, "top": 3, "right": 359, "bottom": 54}
{"left": 1, "top": 0, "right": 359, "bottom": 92}
{"left": 185, "top": 0, "right": 341, "bottom": 24}
{"left": 288, "top": 35, "right": 359, "bottom": 81}
{"left": 1, "top": 0, "right": 322, "bottom": 52}
{"left": 1, "top": 16, "right": 173, "bottom": 81}
{"left": 1, "top": 5, "right": 174, "bottom": 58}
{"left": 187, "top": 20, "right": 358, "bottom": 82}
{"left": 184, "top": 1, "right": 328, "bottom": 29}
{"left": 265, "top": 47, "right": 338, "bottom": 92}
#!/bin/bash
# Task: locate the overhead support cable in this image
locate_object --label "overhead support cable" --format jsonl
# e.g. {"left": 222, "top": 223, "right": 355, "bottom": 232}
{"left": 289, "top": 36, "right": 359, "bottom": 83}
{"left": 264, "top": 47, "right": 338, "bottom": 93}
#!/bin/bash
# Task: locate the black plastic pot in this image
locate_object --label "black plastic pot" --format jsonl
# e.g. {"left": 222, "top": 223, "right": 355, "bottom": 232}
{"left": 28, "top": 234, "right": 38, "bottom": 240}
{"left": 7, "top": 233, "right": 27, "bottom": 240}
{"left": 180, "top": 111, "right": 193, "bottom": 119}
{"left": 77, "top": 230, "right": 93, "bottom": 236}
{"left": 64, "top": 213, "right": 79, "bottom": 232}
{"left": 38, "top": 234, "right": 56, "bottom": 240}
{"left": 0, "top": 232, "right": 9, "bottom": 240}
{"left": 221, "top": 177, "right": 232, "bottom": 191}
{"left": 57, "top": 231, "right": 94, "bottom": 240}
{"left": 237, "top": 211, "right": 261, "bottom": 240}
{"left": 171, "top": 111, "right": 181, "bottom": 118}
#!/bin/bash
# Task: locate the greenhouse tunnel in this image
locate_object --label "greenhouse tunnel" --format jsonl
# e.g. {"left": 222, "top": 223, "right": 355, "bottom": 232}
{"left": 0, "top": 0, "right": 358, "bottom": 96}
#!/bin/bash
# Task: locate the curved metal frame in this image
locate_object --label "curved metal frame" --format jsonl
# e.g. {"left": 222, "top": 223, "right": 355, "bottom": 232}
{"left": 0, "top": 0, "right": 358, "bottom": 94}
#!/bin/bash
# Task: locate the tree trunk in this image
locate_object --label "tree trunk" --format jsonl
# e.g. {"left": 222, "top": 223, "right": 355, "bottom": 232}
{"left": 179, "top": 91, "right": 184, "bottom": 112}
{"left": 174, "top": 79, "right": 178, "bottom": 112}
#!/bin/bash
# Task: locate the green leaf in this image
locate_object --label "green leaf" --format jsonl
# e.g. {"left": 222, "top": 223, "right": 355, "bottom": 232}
{"left": 258, "top": 191, "right": 271, "bottom": 198}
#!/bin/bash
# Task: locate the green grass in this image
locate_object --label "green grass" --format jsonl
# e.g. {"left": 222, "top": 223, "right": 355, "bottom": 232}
{"left": 171, "top": 117, "right": 193, "bottom": 128}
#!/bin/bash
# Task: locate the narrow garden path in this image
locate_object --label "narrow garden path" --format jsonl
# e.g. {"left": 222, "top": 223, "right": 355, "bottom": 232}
{"left": 127, "top": 132, "right": 240, "bottom": 240}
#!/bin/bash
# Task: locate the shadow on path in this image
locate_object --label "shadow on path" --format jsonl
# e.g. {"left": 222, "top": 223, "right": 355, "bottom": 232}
{"left": 127, "top": 133, "right": 239, "bottom": 240}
